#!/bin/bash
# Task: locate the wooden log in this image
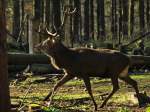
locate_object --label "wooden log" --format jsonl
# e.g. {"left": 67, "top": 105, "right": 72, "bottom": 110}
{"left": 8, "top": 52, "right": 50, "bottom": 65}
{"left": 129, "top": 55, "right": 150, "bottom": 66}
{"left": 30, "top": 64, "right": 62, "bottom": 74}
{"left": 8, "top": 65, "right": 27, "bottom": 73}
{"left": 8, "top": 52, "right": 150, "bottom": 66}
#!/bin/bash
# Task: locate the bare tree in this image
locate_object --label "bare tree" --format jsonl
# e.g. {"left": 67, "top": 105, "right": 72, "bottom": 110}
{"left": 0, "top": 0, "right": 11, "bottom": 111}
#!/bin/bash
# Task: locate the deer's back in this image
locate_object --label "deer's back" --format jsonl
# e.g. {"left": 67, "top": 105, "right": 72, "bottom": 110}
{"left": 67, "top": 48, "right": 130, "bottom": 77}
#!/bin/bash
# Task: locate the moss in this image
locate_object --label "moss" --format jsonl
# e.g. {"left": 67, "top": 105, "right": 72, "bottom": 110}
{"left": 53, "top": 94, "right": 89, "bottom": 100}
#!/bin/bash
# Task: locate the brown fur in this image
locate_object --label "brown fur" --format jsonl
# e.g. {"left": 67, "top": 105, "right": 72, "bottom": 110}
{"left": 36, "top": 37, "right": 141, "bottom": 111}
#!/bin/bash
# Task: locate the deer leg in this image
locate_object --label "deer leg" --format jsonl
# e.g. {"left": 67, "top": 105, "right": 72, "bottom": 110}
{"left": 119, "top": 76, "right": 142, "bottom": 106}
{"left": 83, "top": 77, "right": 97, "bottom": 111}
{"left": 44, "top": 74, "right": 74, "bottom": 103}
{"left": 100, "top": 77, "right": 119, "bottom": 108}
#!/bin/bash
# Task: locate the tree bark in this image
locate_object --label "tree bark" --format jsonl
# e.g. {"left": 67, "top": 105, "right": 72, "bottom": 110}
{"left": 0, "top": 0, "right": 11, "bottom": 111}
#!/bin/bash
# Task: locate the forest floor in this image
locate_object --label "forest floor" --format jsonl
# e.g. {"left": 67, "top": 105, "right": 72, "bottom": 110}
{"left": 10, "top": 73, "right": 150, "bottom": 112}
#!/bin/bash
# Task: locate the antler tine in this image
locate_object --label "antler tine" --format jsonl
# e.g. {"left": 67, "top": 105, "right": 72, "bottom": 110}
{"left": 38, "top": 23, "right": 42, "bottom": 33}
{"left": 53, "top": 22, "right": 57, "bottom": 34}
{"left": 69, "top": 8, "right": 77, "bottom": 14}
{"left": 64, "top": 7, "right": 77, "bottom": 15}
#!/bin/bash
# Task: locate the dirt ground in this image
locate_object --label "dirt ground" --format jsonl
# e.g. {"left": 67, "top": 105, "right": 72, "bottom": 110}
{"left": 10, "top": 73, "right": 150, "bottom": 112}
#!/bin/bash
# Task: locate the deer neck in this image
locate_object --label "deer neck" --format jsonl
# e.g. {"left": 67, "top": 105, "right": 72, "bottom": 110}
{"left": 49, "top": 43, "right": 74, "bottom": 70}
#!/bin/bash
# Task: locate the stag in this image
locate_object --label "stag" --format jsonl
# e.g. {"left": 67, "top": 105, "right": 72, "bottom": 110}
{"left": 35, "top": 6, "right": 142, "bottom": 111}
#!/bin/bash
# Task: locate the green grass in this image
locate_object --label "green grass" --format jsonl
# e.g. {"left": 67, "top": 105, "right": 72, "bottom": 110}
{"left": 117, "top": 107, "right": 132, "bottom": 112}
{"left": 10, "top": 73, "right": 150, "bottom": 111}
{"left": 53, "top": 94, "right": 89, "bottom": 100}
{"left": 42, "top": 106, "right": 62, "bottom": 112}
{"left": 146, "top": 105, "right": 150, "bottom": 112}
{"left": 131, "top": 74, "right": 150, "bottom": 80}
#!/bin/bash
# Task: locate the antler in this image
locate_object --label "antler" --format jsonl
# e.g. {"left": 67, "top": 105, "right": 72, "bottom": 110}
{"left": 47, "top": 5, "right": 76, "bottom": 37}
{"left": 46, "top": 28, "right": 57, "bottom": 37}
{"left": 60, "top": 5, "right": 76, "bottom": 30}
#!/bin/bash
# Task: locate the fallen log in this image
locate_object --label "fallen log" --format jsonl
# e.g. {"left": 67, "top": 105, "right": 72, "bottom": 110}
{"left": 8, "top": 52, "right": 150, "bottom": 66}
{"left": 8, "top": 65, "right": 27, "bottom": 73}
{"left": 129, "top": 55, "right": 150, "bottom": 66}
{"left": 8, "top": 52, "right": 49, "bottom": 65}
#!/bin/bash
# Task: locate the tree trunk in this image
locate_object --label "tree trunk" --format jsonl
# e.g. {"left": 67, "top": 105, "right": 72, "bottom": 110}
{"left": 73, "top": 0, "right": 80, "bottom": 42}
{"left": 129, "top": 0, "right": 135, "bottom": 37}
{"left": 122, "top": 0, "right": 129, "bottom": 37}
{"left": 89, "top": 0, "right": 94, "bottom": 39}
{"left": 69, "top": 0, "right": 74, "bottom": 47}
{"left": 33, "top": 0, "right": 43, "bottom": 21}
{"left": 12, "top": 0, "right": 22, "bottom": 40}
{"left": 0, "top": 0, "right": 11, "bottom": 111}
{"left": 32, "top": 0, "right": 44, "bottom": 51}
{"left": 146, "top": 0, "right": 150, "bottom": 29}
{"left": 139, "top": 0, "right": 145, "bottom": 31}
{"left": 84, "top": 0, "right": 90, "bottom": 41}
{"left": 45, "top": 0, "right": 51, "bottom": 27}
{"left": 111, "top": 0, "right": 117, "bottom": 41}
{"left": 52, "top": 0, "right": 61, "bottom": 32}
{"left": 97, "top": 0, "right": 105, "bottom": 40}
{"left": 118, "top": 0, "right": 122, "bottom": 44}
